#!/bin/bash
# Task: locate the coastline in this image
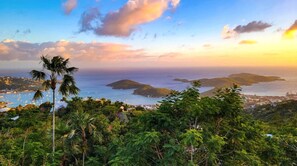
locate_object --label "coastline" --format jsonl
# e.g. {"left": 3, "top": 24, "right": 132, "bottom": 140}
{"left": 0, "top": 89, "right": 36, "bottom": 95}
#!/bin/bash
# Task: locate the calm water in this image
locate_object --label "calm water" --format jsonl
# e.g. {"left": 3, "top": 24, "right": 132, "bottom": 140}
{"left": 0, "top": 67, "right": 296, "bottom": 107}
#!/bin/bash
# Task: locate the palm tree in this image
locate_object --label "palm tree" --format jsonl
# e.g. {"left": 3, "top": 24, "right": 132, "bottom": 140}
{"left": 68, "top": 110, "right": 96, "bottom": 166}
{"left": 30, "top": 55, "right": 80, "bottom": 158}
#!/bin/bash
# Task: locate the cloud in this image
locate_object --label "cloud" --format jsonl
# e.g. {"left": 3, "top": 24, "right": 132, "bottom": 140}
{"left": 158, "top": 52, "right": 183, "bottom": 60}
{"left": 79, "top": 0, "right": 180, "bottom": 37}
{"left": 275, "top": 28, "right": 284, "bottom": 33}
{"left": 222, "top": 21, "right": 272, "bottom": 39}
{"left": 63, "top": 0, "right": 77, "bottom": 15}
{"left": 0, "top": 44, "right": 10, "bottom": 54}
{"left": 239, "top": 40, "right": 257, "bottom": 45}
{"left": 221, "top": 25, "right": 237, "bottom": 39}
{"left": 165, "top": 16, "right": 172, "bottom": 20}
{"left": 170, "top": 0, "right": 180, "bottom": 8}
{"left": 0, "top": 40, "right": 40, "bottom": 60}
{"left": 0, "top": 39, "right": 147, "bottom": 62}
{"left": 202, "top": 44, "right": 213, "bottom": 48}
{"left": 283, "top": 20, "right": 297, "bottom": 39}
{"left": 79, "top": 8, "right": 101, "bottom": 32}
{"left": 234, "top": 21, "right": 272, "bottom": 33}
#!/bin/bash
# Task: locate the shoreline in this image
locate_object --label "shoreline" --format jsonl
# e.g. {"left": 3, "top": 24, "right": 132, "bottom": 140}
{"left": 0, "top": 89, "right": 36, "bottom": 95}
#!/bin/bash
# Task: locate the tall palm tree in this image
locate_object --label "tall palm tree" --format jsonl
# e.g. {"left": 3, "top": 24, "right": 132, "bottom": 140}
{"left": 30, "top": 55, "right": 80, "bottom": 158}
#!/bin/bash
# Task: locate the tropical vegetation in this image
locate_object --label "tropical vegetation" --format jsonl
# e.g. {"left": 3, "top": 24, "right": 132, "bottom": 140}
{"left": 0, "top": 82, "right": 297, "bottom": 165}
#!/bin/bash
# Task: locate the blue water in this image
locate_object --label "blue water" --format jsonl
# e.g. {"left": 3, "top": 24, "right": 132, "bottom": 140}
{"left": 0, "top": 67, "right": 297, "bottom": 107}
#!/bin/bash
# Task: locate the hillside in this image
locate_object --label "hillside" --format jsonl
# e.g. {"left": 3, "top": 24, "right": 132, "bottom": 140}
{"left": 247, "top": 100, "right": 297, "bottom": 123}
{"left": 107, "top": 79, "right": 145, "bottom": 89}
{"left": 0, "top": 76, "right": 41, "bottom": 93}
{"left": 107, "top": 79, "right": 172, "bottom": 98}
{"left": 1, "top": 85, "right": 296, "bottom": 165}
{"left": 133, "top": 85, "right": 172, "bottom": 97}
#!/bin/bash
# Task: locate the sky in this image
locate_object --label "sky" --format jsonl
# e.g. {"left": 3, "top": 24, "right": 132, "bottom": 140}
{"left": 0, "top": 0, "right": 297, "bottom": 69}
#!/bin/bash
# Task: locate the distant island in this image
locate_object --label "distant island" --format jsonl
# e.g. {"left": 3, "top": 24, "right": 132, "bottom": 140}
{"left": 174, "top": 73, "right": 285, "bottom": 96}
{"left": 0, "top": 76, "right": 41, "bottom": 94}
{"left": 107, "top": 80, "right": 172, "bottom": 98}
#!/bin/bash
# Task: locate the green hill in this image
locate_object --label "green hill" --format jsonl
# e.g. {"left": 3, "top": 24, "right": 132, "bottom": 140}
{"left": 248, "top": 100, "right": 297, "bottom": 123}
{"left": 107, "top": 80, "right": 172, "bottom": 98}
{"left": 107, "top": 79, "right": 145, "bottom": 89}
{"left": 0, "top": 76, "right": 41, "bottom": 93}
{"left": 133, "top": 85, "right": 172, "bottom": 97}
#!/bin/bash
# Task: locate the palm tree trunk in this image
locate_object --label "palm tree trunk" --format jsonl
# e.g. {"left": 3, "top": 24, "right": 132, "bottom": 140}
{"left": 82, "top": 128, "right": 86, "bottom": 166}
{"left": 82, "top": 152, "right": 85, "bottom": 166}
{"left": 52, "top": 89, "right": 56, "bottom": 160}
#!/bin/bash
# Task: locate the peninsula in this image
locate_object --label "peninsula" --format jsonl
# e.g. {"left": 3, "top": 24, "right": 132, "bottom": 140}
{"left": 174, "top": 73, "right": 285, "bottom": 96}
{"left": 0, "top": 76, "right": 41, "bottom": 94}
{"left": 107, "top": 80, "right": 172, "bottom": 98}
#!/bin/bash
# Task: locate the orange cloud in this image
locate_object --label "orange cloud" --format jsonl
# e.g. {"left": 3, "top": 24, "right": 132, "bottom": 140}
{"left": 0, "top": 44, "right": 9, "bottom": 54}
{"left": 0, "top": 40, "right": 146, "bottom": 62}
{"left": 158, "top": 52, "right": 182, "bottom": 60}
{"left": 80, "top": 0, "right": 180, "bottom": 37}
{"left": 63, "top": 0, "right": 77, "bottom": 15}
{"left": 283, "top": 20, "right": 297, "bottom": 39}
{"left": 239, "top": 40, "right": 257, "bottom": 45}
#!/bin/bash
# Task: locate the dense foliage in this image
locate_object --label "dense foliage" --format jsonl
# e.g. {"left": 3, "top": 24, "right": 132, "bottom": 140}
{"left": 0, "top": 84, "right": 296, "bottom": 165}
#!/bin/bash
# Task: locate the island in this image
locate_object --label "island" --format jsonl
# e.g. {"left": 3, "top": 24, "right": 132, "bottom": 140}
{"left": 107, "top": 80, "right": 145, "bottom": 89}
{"left": 107, "top": 80, "right": 172, "bottom": 98}
{"left": 133, "top": 85, "right": 172, "bottom": 98}
{"left": 0, "top": 76, "right": 41, "bottom": 94}
{"left": 174, "top": 73, "right": 285, "bottom": 96}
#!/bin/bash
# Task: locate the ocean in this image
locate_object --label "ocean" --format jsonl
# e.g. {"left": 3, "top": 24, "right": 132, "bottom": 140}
{"left": 0, "top": 67, "right": 296, "bottom": 107}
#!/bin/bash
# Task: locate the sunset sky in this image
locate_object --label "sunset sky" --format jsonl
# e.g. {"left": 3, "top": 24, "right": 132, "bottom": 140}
{"left": 0, "top": 0, "right": 297, "bottom": 68}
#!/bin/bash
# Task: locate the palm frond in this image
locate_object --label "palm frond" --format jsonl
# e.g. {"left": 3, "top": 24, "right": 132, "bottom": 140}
{"left": 59, "top": 74, "right": 79, "bottom": 96}
{"left": 66, "top": 67, "right": 78, "bottom": 74}
{"left": 30, "top": 70, "right": 46, "bottom": 81}
{"left": 59, "top": 75, "right": 72, "bottom": 96}
{"left": 52, "top": 56, "right": 67, "bottom": 75}
{"left": 33, "top": 90, "right": 43, "bottom": 100}
{"left": 62, "top": 58, "right": 70, "bottom": 68}
{"left": 59, "top": 83, "right": 68, "bottom": 96}
{"left": 63, "top": 74, "right": 75, "bottom": 85}
{"left": 42, "top": 80, "right": 51, "bottom": 91}
{"left": 41, "top": 55, "right": 51, "bottom": 70}
{"left": 68, "top": 85, "right": 80, "bottom": 95}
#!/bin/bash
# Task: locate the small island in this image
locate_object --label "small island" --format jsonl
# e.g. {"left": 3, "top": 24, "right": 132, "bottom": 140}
{"left": 107, "top": 80, "right": 146, "bottom": 89}
{"left": 0, "top": 76, "right": 41, "bottom": 94}
{"left": 174, "top": 73, "right": 285, "bottom": 96}
{"left": 107, "top": 80, "right": 172, "bottom": 98}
